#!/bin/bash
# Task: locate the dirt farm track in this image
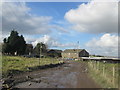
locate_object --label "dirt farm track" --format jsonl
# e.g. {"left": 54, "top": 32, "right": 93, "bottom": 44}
{"left": 2, "top": 60, "right": 101, "bottom": 88}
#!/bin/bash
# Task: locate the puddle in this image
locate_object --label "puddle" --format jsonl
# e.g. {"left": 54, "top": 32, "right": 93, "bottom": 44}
{"left": 12, "top": 61, "right": 100, "bottom": 88}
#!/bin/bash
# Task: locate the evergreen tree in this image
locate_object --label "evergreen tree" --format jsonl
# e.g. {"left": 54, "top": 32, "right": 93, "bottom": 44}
{"left": 2, "top": 30, "right": 26, "bottom": 55}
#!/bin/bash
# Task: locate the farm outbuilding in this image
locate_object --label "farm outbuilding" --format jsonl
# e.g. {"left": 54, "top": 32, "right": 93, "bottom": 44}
{"left": 47, "top": 49, "right": 62, "bottom": 57}
{"left": 25, "top": 44, "right": 33, "bottom": 55}
{"left": 62, "top": 49, "right": 89, "bottom": 59}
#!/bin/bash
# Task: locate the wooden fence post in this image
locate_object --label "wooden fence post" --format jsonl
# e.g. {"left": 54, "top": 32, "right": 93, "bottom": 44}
{"left": 95, "top": 61, "right": 97, "bottom": 70}
{"left": 113, "top": 66, "right": 115, "bottom": 77}
{"left": 95, "top": 61, "right": 96, "bottom": 70}
{"left": 112, "top": 66, "right": 115, "bottom": 87}
{"left": 103, "top": 64, "right": 105, "bottom": 77}
{"left": 93, "top": 61, "right": 95, "bottom": 69}
{"left": 93, "top": 61, "right": 94, "bottom": 68}
{"left": 96, "top": 61, "right": 99, "bottom": 71}
{"left": 103, "top": 65, "right": 105, "bottom": 76}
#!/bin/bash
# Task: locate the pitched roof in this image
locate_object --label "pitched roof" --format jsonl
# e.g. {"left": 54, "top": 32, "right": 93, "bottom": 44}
{"left": 62, "top": 49, "right": 84, "bottom": 53}
{"left": 47, "top": 49, "right": 62, "bottom": 53}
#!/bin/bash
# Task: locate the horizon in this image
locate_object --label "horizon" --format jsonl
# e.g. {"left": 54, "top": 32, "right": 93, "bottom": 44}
{"left": 1, "top": 1, "right": 118, "bottom": 57}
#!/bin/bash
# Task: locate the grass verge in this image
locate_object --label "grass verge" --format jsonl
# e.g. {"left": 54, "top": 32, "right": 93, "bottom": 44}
{"left": 2, "top": 55, "right": 63, "bottom": 77}
{"left": 87, "top": 61, "right": 119, "bottom": 88}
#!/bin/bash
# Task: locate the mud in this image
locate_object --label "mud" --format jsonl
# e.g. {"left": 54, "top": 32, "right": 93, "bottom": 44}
{"left": 3, "top": 61, "right": 101, "bottom": 88}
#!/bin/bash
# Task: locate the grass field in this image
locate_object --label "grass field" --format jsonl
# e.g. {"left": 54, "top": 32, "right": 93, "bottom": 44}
{"left": 87, "top": 60, "right": 119, "bottom": 88}
{"left": 2, "top": 55, "right": 63, "bottom": 77}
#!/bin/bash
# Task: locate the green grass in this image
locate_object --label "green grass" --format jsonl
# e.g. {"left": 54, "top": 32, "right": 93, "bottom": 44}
{"left": 87, "top": 61, "right": 119, "bottom": 88}
{"left": 2, "top": 55, "right": 63, "bottom": 77}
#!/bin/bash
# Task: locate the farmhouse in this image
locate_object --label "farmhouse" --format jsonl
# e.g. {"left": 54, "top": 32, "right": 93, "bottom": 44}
{"left": 62, "top": 49, "right": 89, "bottom": 58}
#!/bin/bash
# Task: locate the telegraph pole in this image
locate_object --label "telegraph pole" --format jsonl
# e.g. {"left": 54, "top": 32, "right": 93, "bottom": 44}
{"left": 39, "top": 45, "right": 42, "bottom": 66}
{"left": 39, "top": 47, "right": 40, "bottom": 66}
{"left": 77, "top": 41, "right": 79, "bottom": 60}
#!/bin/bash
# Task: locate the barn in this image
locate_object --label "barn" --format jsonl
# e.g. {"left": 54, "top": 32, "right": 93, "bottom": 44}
{"left": 47, "top": 49, "right": 62, "bottom": 57}
{"left": 62, "top": 49, "right": 89, "bottom": 59}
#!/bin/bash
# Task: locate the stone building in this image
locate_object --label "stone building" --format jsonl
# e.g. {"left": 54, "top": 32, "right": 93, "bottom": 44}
{"left": 62, "top": 49, "right": 89, "bottom": 58}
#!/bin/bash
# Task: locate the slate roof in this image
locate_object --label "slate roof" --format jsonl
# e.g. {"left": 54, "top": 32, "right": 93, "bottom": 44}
{"left": 47, "top": 49, "right": 62, "bottom": 53}
{"left": 62, "top": 49, "right": 84, "bottom": 53}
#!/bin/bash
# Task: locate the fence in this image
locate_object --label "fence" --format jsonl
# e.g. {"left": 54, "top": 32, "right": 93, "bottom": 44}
{"left": 87, "top": 60, "right": 119, "bottom": 88}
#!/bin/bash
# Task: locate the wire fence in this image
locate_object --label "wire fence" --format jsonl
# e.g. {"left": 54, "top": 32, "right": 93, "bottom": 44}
{"left": 87, "top": 60, "right": 119, "bottom": 88}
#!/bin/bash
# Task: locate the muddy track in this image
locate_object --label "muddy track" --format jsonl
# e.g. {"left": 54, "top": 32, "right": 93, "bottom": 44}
{"left": 3, "top": 61, "right": 101, "bottom": 88}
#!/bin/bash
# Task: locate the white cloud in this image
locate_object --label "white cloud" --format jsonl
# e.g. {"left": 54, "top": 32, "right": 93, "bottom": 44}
{"left": 31, "top": 35, "right": 78, "bottom": 48}
{"left": 24, "top": 35, "right": 36, "bottom": 44}
{"left": 86, "top": 33, "right": 118, "bottom": 56}
{"left": 65, "top": 0, "right": 118, "bottom": 33}
{"left": 2, "top": 2, "right": 52, "bottom": 35}
{"left": 2, "top": 2, "right": 70, "bottom": 39}
{"left": 31, "top": 35, "right": 51, "bottom": 47}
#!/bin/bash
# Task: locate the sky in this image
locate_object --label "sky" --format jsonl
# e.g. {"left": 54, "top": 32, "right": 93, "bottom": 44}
{"left": 1, "top": 0, "right": 119, "bottom": 56}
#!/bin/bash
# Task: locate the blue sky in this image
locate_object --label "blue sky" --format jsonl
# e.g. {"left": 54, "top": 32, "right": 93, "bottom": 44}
{"left": 2, "top": 1, "right": 118, "bottom": 56}
{"left": 26, "top": 2, "right": 98, "bottom": 48}
{"left": 27, "top": 2, "right": 83, "bottom": 20}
